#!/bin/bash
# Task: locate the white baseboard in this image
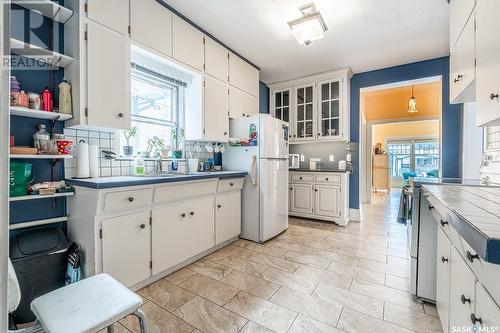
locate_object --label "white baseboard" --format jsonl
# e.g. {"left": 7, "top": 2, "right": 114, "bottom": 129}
{"left": 350, "top": 209, "right": 361, "bottom": 222}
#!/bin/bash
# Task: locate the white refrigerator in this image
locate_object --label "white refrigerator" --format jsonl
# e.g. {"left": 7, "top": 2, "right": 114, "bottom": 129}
{"left": 223, "top": 114, "right": 289, "bottom": 243}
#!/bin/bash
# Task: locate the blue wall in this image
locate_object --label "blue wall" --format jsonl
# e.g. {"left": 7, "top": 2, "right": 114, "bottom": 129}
{"left": 349, "top": 57, "right": 463, "bottom": 209}
{"left": 259, "top": 81, "right": 269, "bottom": 114}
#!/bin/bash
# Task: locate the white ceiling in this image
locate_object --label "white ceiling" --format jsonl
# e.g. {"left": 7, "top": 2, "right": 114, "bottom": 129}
{"left": 161, "top": 0, "right": 450, "bottom": 84}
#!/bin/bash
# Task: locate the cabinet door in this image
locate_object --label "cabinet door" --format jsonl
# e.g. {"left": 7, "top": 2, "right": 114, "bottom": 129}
{"left": 204, "top": 75, "right": 229, "bottom": 142}
{"left": 474, "top": 283, "right": 500, "bottom": 331}
{"left": 294, "top": 84, "right": 315, "bottom": 141}
{"left": 229, "top": 86, "right": 258, "bottom": 118}
{"left": 318, "top": 79, "right": 342, "bottom": 140}
{"left": 87, "top": 0, "right": 129, "bottom": 35}
{"left": 289, "top": 184, "right": 313, "bottom": 214}
{"left": 205, "top": 38, "right": 229, "bottom": 82}
{"left": 450, "top": 15, "right": 475, "bottom": 104}
{"left": 101, "top": 211, "right": 151, "bottom": 287}
{"left": 130, "top": 0, "right": 172, "bottom": 56}
{"left": 229, "top": 53, "right": 259, "bottom": 96}
{"left": 476, "top": 0, "right": 500, "bottom": 126}
{"left": 87, "top": 21, "right": 131, "bottom": 130}
{"left": 215, "top": 192, "right": 241, "bottom": 245}
{"left": 449, "top": 0, "right": 476, "bottom": 48}
{"left": 436, "top": 227, "right": 452, "bottom": 333}
{"left": 271, "top": 89, "right": 292, "bottom": 126}
{"left": 151, "top": 196, "right": 214, "bottom": 275}
{"left": 449, "top": 246, "right": 477, "bottom": 331}
{"left": 172, "top": 15, "right": 204, "bottom": 71}
{"left": 314, "top": 185, "right": 341, "bottom": 217}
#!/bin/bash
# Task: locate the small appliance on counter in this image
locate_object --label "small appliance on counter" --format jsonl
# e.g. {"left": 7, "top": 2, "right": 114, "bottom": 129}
{"left": 309, "top": 158, "right": 321, "bottom": 170}
{"left": 289, "top": 154, "right": 300, "bottom": 169}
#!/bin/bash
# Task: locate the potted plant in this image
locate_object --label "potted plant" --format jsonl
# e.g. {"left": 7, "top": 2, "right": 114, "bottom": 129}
{"left": 170, "top": 128, "right": 184, "bottom": 159}
{"left": 122, "top": 127, "right": 137, "bottom": 157}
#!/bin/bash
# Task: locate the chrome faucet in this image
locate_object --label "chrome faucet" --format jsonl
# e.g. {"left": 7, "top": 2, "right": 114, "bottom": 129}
{"left": 154, "top": 154, "right": 163, "bottom": 174}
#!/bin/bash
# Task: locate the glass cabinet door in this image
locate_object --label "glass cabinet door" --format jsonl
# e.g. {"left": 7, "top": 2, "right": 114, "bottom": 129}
{"left": 273, "top": 89, "right": 290, "bottom": 123}
{"left": 295, "top": 85, "right": 315, "bottom": 140}
{"left": 318, "top": 79, "right": 341, "bottom": 139}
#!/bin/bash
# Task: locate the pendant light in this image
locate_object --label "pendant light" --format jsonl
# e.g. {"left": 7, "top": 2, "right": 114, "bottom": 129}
{"left": 408, "top": 85, "right": 418, "bottom": 113}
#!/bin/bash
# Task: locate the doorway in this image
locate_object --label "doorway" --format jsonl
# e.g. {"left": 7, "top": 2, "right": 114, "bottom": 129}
{"left": 360, "top": 77, "right": 443, "bottom": 203}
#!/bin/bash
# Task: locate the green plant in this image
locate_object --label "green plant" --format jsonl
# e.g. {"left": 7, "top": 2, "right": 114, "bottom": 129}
{"left": 170, "top": 127, "right": 185, "bottom": 151}
{"left": 123, "top": 127, "right": 137, "bottom": 147}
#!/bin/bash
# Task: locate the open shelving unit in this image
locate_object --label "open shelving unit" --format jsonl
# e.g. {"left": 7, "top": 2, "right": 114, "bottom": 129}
{"left": 9, "top": 191, "right": 75, "bottom": 202}
{"left": 10, "top": 38, "right": 74, "bottom": 68}
{"left": 10, "top": 106, "right": 73, "bottom": 121}
{"left": 12, "top": 0, "right": 73, "bottom": 23}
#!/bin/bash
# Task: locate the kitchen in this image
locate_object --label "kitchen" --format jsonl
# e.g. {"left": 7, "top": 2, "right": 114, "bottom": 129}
{"left": 1, "top": 0, "right": 500, "bottom": 332}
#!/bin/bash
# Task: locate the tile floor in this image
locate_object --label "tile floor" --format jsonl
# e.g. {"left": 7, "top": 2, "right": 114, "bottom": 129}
{"left": 112, "top": 191, "right": 443, "bottom": 333}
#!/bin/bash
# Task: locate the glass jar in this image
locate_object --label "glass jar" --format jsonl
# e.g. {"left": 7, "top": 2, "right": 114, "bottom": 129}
{"left": 33, "top": 124, "right": 50, "bottom": 154}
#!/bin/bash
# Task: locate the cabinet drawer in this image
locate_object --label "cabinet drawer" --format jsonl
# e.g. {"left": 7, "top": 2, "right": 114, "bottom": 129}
{"left": 315, "top": 173, "right": 341, "bottom": 184}
{"left": 217, "top": 178, "right": 244, "bottom": 193}
{"left": 103, "top": 188, "right": 152, "bottom": 212}
{"left": 475, "top": 283, "right": 500, "bottom": 331}
{"left": 290, "top": 173, "right": 314, "bottom": 183}
{"left": 154, "top": 180, "right": 218, "bottom": 203}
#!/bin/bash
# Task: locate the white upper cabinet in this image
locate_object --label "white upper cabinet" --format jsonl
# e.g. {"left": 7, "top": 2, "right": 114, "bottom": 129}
{"left": 86, "top": 0, "right": 129, "bottom": 35}
{"left": 449, "top": 0, "right": 476, "bottom": 48}
{"left": 229, "top": 86, "right": 258, "bottom": 119}
{"left": 130, "top": 0, "right": 172, "bottom": 57}
{"left": 173, "top": 15, "right": 204, "bottom": 71}
{"left": 450, "top": 13, "right": 475, "bottom": 104}
{"left": 86, "top": 21, "right": 131, "bottom": 130}
{"left": 475, "top": 0, "right": 500, "bottom": 126}
{"left": 204, "top": 75, "right": 229, "bottom": 142}
{"left": 269, "top": 69, "right": 351, "bottom": 143}
{"left": 205, "top": 37, "right": 229, "bottom": 82}
{"left": 229, "top": 53, "right": 259, "bottom": 97}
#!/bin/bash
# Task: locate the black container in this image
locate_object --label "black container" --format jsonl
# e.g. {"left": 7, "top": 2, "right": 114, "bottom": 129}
{"left": 9, "top": 225, "right": 69, "bottom": 324}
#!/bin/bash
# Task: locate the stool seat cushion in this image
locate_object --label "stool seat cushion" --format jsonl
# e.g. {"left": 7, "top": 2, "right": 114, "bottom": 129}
{"left": 31, "top": 274, "right": 142, "bottom": 333}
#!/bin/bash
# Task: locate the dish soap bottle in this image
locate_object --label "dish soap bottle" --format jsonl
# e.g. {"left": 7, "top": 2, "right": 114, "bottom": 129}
{"left": 133, "top": 155, "right": 145, "bottom": 176}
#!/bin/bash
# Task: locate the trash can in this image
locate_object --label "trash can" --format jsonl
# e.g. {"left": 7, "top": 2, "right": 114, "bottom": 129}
{"left": 9, "top": 225, "right": 69, "bottom": 324}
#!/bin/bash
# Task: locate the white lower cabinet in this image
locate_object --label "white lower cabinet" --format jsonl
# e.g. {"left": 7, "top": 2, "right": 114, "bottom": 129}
{"left": 449, "top": 246, "right": 477, "bottom": 331}
{"left": 436, "top": 226, "right": 452, "bottom": 333}
{"left": 475, "top": 283, "right": 500, "bottom": 331}
{"left": 101, "top": 211, "right": 151, "bottom": 287}
{"left": 289, "top": 184, "right": 314, "bottom": 215}
{"left": 314, "top": 185, "right": 340, "bottom": 217}
{"left": 289, "top": 172, "right": 350, "bottom": 226}
{"left": 152, "top": 196, "right": 215, "bottom": 275}
{"left": 68, "top": 178, "right": 244, "bottom": 289}
{"left": 215, "top": 191, "right": 241, "bottom": 245}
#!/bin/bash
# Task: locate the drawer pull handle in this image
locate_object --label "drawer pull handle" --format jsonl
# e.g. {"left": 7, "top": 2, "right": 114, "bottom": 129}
{"left": 230, "top": 182, "right": 234, "bottom": 186}
{"left": 290, "top": 188, "right": 293, "bottom": 190}
{"left": 190, "top": 211, "right": 195, "bottom": 216}
{"left": 140, "top": 224, "right": 146, "bottom": 229}
{"left": 471, "top": 314, "right": 482, "bottom": 325}
{"left": 118, "top": 113, "right": 124, "bottom": 118}
{"left": 128, "top": 197, "right": 134, "bottom": 202}
{"left": 440, "top": 220, "right": 448, "bottom": 227}
{"left": 326, "top": 178, "right": 329, "bottom": 181}
{"left": 441, "top": 256, "right": 448, "bottom": 263}
{"left": 461, "top": 295, "right": 471, "bottom": 304}
{"left": 454, "top": 74, "right": 463, "bottom": 83}
{"left": 217, "top": 204, "right": 222, "bottom": 208}
{"left": 428, "top": 204, "right": 434, "bottom": 210}
{"left": 299, "top": 177, "right": 303, "bottom": 180}
{"left": 490, "top": 93, "right": 499, "bottom": 100}
{"left": 314, "top": 189, "right": 318, "bottom": 192}
{"left": 181, "top": 213, "right": 186, "bottom": 218}
{"left": 466, "top": 251, "right": 479, "bottom": 263}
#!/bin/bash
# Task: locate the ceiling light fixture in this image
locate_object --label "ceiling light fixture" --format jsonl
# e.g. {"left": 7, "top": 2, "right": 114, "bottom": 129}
{"left": 288, "top": 3, "right": 328, "bottom": 46}
{"left": 408, "top": 85, "right": 418, "bottom": 113}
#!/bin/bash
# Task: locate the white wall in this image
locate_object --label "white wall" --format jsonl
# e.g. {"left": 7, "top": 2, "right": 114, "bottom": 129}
{"left": 462, "top": 103, "right": 484, "bottom": 180}
{"left": 0, "top": 1, "right": 10, "bottom": 330}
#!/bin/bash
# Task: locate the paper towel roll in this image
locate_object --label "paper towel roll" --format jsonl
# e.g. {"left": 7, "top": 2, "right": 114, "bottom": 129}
{"left": 76, "top": 140, "right": 89, "bottom": 178}
{"left": 89, "top": 145, "right": 99, "bottom": 178}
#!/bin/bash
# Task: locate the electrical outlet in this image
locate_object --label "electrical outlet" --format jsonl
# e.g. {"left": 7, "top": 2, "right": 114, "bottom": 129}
{"left": 329, "top": 155, "right": 335, "bottom": 162}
